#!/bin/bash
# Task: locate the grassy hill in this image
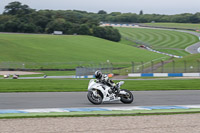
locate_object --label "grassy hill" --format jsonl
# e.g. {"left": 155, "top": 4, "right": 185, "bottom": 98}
{"left": 117, "top": 27, "right": 199, "bottom": 56}
{"left": 0, "top": 33, "right": 167, "bottom": 69}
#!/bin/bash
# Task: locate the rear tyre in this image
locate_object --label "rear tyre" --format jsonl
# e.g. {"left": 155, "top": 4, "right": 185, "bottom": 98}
{"left": 120, "top": 89, "right": 134, "bottom": 104}
{"left": 87, "top": 90, "right": 103, "bottom": 105}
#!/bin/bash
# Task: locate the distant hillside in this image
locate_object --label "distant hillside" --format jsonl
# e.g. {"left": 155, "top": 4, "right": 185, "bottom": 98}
{"left": 117, "top": 27, "right": 199, "bottom": 56}
{"left": 0, "top": 33, "right": 167, "bottom": 68}
{"left": 142, "top": 23, "right": 200, "bottom": 31}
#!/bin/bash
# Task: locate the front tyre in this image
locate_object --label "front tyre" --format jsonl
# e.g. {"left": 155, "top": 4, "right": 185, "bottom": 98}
{"left": 120, "top": 89, "right": 134, "bottom": 104}
{"left": 87, "top": 90, "right": 102, "bottom": 105}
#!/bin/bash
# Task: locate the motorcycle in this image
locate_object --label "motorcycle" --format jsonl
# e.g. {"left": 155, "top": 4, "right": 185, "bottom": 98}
{"left": 87, "top": 79, "right": 134, "bottom": 105}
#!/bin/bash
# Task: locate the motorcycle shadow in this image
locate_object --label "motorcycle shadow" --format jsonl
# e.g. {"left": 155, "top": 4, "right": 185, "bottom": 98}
{"left": 102, "top": 101, "right": 123, "bottom": 104}
{"left": 86, "top": 101, "right": 133, "bottom": 106}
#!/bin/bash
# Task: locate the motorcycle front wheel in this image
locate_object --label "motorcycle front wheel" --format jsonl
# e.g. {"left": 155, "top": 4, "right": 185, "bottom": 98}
{"left": 120, "top": 89, "right": 134, "bottom": 104}
{"left": 87, "top": 90, "right": 103, "bottom": 105}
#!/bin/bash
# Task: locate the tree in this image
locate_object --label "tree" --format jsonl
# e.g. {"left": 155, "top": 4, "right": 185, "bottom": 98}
{"left": 139, "top": 10, "right": 143, "bottom": 15}
{"left": 93, "top": 26, "right": 121, "bottom": 42}
{"left": 109, "top": 12, "right": 121, "bottom": 16}
{"left": 3, "top": 1, "right": 34, "bottom": 15}
{"left": 190, "top": 13, "right": 200, "bottom": 23}
{"left": 78, "top": 24, "right": 91, "bottom": 35}
{"left": 19, "top": 23, "right": 39, "bottom": 33}
{"left": 32, "top": 14, "right": 51, "bottom": 32}
{"left": 45, "top": 18, "right": 75, "bottom": 34}
{"left": 98, "top": 10, "right": 107, "bottom": 14}
{"left": 105, "top": 27, "right": 121, "bottom": 42}
{"left": 3, "top": 18, "right": 21, "bottom": 32}
{"left": 93, "top": 26, "right": 106, "bottom": 39}
{"left": 0, "top": 15, "right": 14, "bottom": 25}
{"left": 46, "top": 18, "right": 66, "bottom": 33}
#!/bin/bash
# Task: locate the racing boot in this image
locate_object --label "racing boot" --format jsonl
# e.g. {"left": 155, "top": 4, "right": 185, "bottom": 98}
{"left": 113, "top": 84, "right": 120, "bottom": 94}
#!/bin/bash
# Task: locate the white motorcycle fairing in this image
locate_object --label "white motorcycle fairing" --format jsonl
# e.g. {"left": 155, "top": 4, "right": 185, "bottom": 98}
{"left": 88, "top": 79, "right": 120, "bottom": 102}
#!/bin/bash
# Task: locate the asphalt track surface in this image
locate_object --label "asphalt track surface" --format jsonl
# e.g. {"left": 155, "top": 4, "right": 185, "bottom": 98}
{"left": 1, "top": 90, "right": 200, "bottom": 109}
{"left": 179, "top": 30, "right": 200, "bottom": 54}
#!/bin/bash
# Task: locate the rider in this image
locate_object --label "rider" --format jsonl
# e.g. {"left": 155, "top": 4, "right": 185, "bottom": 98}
{"left": 94, "top": 70, "right": 119, "bottom": 93}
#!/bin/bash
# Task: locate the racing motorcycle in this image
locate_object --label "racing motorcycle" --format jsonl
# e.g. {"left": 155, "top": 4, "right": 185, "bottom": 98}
{"left": 87, "top": 79, "right": 134, "bottom": 105}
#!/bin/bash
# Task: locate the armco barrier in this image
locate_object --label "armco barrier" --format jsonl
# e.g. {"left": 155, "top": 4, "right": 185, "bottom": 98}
{"left": 75, "top": 75, "right": 95, "bottom": 78}
{"left": 128, "top": 73, "right": 200, "bottom": 77}
{"left": 75, "top": 74, "right": 113, "bottom": 78}
{"left": 168, "top": 73, "right": 183, "bottom": 77}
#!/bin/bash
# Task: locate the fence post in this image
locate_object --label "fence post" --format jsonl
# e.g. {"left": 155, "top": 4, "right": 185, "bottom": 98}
{"left": 132, "top": 62, "right": 134, "bottom": 73}
{"left": 151, "top": 61, "right": 154, "bottom": 73}
{"left": 184, "top": 60, "right": 187, "bottom": 73}
{"left": 141, "top": 61, "right": 144, "bottom": 73}
{"left": 103, "top": 63, "right": 106, "bottom": 73}
{"left": 99, "top": 63, "right": 102, "bottom": 71}
{"left": 88, "top": 64, "right": 92, "bottom": 75}
{"left": 161, "top": 60, "right": 164, "bottom": 73}
{"left": 172, "top": 60, "right": 175, "bottom": 73}
{"left": 110, "top": 63, "right": 113, "bottom": 73}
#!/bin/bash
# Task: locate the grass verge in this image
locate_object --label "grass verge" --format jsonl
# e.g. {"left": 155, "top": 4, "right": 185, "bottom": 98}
{"left": 1, "top": 108, "right": 200, "bottom": 119}
{"left": 0, "top": 78, "right": 200, "bottom": 92}
{"left": 19, "top": 71, "right": 76, "bottom": 77}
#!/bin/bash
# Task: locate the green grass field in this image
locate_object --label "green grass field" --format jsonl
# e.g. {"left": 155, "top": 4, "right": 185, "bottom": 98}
{"left": 0, "top": 33, "right": 167, "bottom": 69}
{"left": 0, "top": 78, "right": 200, "bottom": 92}
{"left": 155, "top": 54, "right": 200, "bottom": 73}
{"left": 117, "top": 27, "right": 199, "bottom": 56}
{"left": 143, "top": 23, "right": 200, "bottom": 30}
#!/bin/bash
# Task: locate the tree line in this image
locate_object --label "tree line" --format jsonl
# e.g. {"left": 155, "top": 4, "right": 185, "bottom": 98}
{"left": 0, "top": 1, "right": 200, "bottom": 42}
{"left": 99, "top": 11, "right": 200, "bottom": 23}
{"left": 0, "top": 2, "right": 121, "bottom": 42}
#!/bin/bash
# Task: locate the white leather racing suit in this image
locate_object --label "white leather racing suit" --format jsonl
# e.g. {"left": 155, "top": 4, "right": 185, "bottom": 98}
{"left": 97, "top": 74, "right": 118, "bottom": 92}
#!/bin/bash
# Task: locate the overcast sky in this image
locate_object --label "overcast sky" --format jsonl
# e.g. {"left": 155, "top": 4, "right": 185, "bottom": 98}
{"left": 0, "top": 0, "right": 200, "bottom": 15}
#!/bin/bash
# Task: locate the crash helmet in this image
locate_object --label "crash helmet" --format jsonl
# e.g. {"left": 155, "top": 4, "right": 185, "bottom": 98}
{"left": 95, "top": 70, "right": 102, "bottom": 79}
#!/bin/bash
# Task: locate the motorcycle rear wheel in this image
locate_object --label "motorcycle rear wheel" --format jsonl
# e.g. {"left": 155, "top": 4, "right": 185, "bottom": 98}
{"left": 120, "top": 89, "right": 134, "bottom": 104}
{"left": 87, "top": 90, "right": 103, "bottom": 105}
